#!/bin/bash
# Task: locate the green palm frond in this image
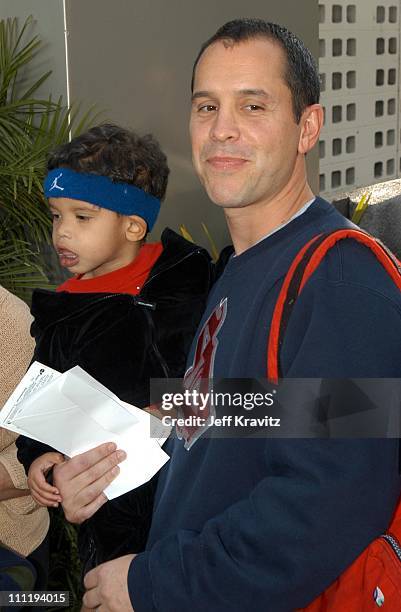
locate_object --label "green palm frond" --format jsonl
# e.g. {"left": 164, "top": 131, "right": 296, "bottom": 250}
{"left": 0, "top": 15, "right": 97, "bottom": 301}
{"left": 0, "top": 234, "right": 51, "bottom": 300}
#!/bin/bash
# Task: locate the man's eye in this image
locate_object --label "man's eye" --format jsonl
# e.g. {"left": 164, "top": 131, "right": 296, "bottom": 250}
{"left": 244, "top": 104, "right": 264, "bottom": 111}
{"left": 198, "top": 104, "right": 217, "bottom": 113}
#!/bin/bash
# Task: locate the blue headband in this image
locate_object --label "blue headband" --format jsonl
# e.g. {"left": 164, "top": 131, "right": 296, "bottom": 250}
{"left": 44, "top": 167, "right": 161, "bottom": 231}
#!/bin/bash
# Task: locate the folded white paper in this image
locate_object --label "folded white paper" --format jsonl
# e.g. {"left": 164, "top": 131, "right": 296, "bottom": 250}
{"left": 0, "top": 362, "right": 171, "bottom": 499}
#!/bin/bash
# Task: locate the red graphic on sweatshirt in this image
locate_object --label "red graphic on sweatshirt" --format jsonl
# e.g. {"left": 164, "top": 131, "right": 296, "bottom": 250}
{"left": 177, "top": 298, "right": 227, "bottom": 447}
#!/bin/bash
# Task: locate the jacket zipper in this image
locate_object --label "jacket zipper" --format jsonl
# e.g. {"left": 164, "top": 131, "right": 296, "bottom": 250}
{"left": 98, "top": 293, "right": 156, "bottom": 309}
{"left": 142, "top": 307, "right": 170, "bottom": 378}
{"left": 143, "top": 248, "right": 205, "bottom": 287}
{"left": 381, "top": 533, "right": 401, "bottom": 562}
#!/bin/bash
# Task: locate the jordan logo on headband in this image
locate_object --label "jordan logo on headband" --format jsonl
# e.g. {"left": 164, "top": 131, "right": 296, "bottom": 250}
{"left": 49, "top": 172, "right": 64, "bottom": 191}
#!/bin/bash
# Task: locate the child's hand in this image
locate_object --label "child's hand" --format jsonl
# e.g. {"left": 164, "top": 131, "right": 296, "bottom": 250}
{"left": 27, "top": 452, "right": 65, "bottom": 507}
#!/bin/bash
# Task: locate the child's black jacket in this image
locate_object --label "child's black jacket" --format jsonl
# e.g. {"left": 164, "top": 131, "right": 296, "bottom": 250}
{"left": 16, "top": 228, "right": 211, "bottom": 570}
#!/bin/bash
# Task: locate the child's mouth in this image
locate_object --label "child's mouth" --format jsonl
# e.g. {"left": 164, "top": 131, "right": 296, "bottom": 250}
{"left": 57, "top": 248, "right": 79, "bottom": 268}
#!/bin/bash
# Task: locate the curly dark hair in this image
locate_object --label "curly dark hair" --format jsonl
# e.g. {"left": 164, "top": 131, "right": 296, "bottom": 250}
{"left": 191, "top": 18, "right": 320, "bottom": 124}
{"left": 47, "top": 124, "right": 169, "bottom": 200}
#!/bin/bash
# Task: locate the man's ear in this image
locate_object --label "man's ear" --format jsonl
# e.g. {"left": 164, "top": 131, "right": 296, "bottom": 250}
{"left": 298, "top": 104, "right": 324, "bottom": 155}
{"left": 125, "top": 215, "right": 147, "bottom": 242}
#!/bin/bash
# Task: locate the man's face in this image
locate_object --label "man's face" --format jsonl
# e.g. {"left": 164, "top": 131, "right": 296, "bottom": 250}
{"left": 190, "top": 38, "right": 304, "bottom": 210}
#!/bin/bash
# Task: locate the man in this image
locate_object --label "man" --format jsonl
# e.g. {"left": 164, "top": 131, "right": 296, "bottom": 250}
{"left": 55, "top": 20, "right": 401, "bottom": 611}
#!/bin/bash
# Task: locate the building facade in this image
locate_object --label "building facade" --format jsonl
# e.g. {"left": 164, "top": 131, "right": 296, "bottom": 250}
{"left": 319, "top": 0, "right": 401, "bottom": 198}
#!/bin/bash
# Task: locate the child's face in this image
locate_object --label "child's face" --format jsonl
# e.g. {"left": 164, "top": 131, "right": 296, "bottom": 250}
{"left": 49, "top": 197, "right": 137, "bottom": 279}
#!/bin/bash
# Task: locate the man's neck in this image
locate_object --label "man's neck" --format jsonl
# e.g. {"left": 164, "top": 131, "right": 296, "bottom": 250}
{"left": 225, "top": 180, "right": 315, "bottom": 255}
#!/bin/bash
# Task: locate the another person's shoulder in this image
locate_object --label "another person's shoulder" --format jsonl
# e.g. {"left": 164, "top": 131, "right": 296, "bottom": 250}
{"left": 0, "top": 285, "right": 33, "bottom": 337}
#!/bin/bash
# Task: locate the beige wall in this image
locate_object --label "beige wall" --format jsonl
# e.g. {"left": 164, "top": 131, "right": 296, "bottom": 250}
{"left": 65, "top": 0, "right": 319, "bottom": 248}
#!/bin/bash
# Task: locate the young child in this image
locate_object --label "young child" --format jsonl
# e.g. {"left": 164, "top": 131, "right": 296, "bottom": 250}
{"left": 16, "top": 124, "right": 211, "bottom": 572}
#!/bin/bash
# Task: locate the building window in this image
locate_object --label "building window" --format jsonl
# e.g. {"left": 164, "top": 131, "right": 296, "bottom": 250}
{"left": 376, "top": 38, "right": 385, "bottom": 54}
{"left": 375, "top": 100, "right": 384, "bottom": 116}
{"left": 319, "top": 141, "right": 326, "bottom": 159}
{"left": 389, "top": 38, "right": 397, "bottom": 54}
{"left": 322, "top": 106, "right": 326, "bottom": 125}
{"left": 388, "top": 98, "right": 396, "bottom": 115}
{"left": 320, "top": 73, "right": 326, "bottom": 92}
{"left": 332, "top": 138, "right": 342, "bottom": 155}
{"left": 377, "top": 6, "right": 385, "bottom": 23}
{"left": 346, "top": 71, "right": 356, "bottom": 88}
{"left": 387, "top": 129, "right": 395, "bottom": 145}
{"left": 376, "top": 69, "right": 385, "bottom": 86}
{"left": 388, "top": 68, "right": 396, "bottom": 85}
{"left": 346, "top": 103, "right": 356, "bottom": 121}
{"left": 332, "top": 72, "right": 342, "bottom": 89}
{"left": 319, "top": 4, "right": 325, "bottom": 23}
{"left": 346, "top": 38, "right": 356, "bottom": 56}
{"left": 332, "top": 5, "right": 342, "bottom": 22}
{"left": 389, "top": 6, "right": 397, "bottom": 23}
{"left": 346, "top": 167, "right": 355, "bottom": 185}
{"left": 347, "top": 5, "right": 356, "bottom": 23}
{"left": 375, "top": 131, "right": 383, "bottom": 147}
{"left": 331, "top": 171, "right": 341, "bottom": 188}
{"left": 332, "top": 105, "right": 342, "bottom": 123}
{"left": 387, "top": 159, "right": 395, "bottom": 174}
{"left": 332, "top": 39, "right": 342, "bottom": 56}
{"left": 319, "top": 39, "right": 326, "bottom": 57}
{"left": 319, "top": 174, "right": 325, "bottom": 191}
{"left": 346, "top": 136, "right": 356, "bottom": 153}
{"left": 374, "top": 161, "right": 383, "bottom": 178}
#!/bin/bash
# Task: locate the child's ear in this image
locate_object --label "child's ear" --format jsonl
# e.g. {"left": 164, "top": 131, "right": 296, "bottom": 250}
{"left": 125, "top": 215, "right": 147, "bottom": 242}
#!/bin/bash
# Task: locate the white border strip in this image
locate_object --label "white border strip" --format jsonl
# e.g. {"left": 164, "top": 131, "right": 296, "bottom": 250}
{"left": 62, "top": 0, "right": 71, "bottom": 139}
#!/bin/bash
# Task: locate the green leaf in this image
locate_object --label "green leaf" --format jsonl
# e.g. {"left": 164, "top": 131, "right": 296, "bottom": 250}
{"left": 0, "top": 15, "right": 97, "bottom": 299}
{"left": 351, "top": 192, "right": 371, "bottom": 225}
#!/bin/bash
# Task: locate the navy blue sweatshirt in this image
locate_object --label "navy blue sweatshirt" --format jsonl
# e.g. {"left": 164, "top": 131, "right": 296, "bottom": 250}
{"left": 128, "top": 198, "right": 401, "bottom": 612}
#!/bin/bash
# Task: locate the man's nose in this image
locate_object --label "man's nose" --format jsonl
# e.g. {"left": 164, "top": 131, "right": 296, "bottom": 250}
{"left": 209, "top": 107, "right": 240, "bottom": 142}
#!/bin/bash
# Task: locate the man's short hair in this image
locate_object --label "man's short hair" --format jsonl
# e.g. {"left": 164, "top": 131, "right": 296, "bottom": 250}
{"left": 47, "top": 124, "right": 169, "bottom": 200}
{"left": 191, "top": 18, "right": 320, "bottom": 124}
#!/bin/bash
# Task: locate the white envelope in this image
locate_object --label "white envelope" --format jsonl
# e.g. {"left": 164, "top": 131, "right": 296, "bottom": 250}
{"left": 0, "top": 362, "right": 171, "bottom": 499}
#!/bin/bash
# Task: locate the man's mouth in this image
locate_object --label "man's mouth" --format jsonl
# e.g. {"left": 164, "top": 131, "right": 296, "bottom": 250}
{"left": 57, "top": 248, "right": 79, "bottom": 268}
{"left": 206, "top": 156, "right": 248, "bottom": 171}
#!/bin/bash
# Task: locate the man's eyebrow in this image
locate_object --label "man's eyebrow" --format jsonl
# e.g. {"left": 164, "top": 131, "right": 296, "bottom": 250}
{"left": 191, "top": 91, "right": 213, "bottom": 101}
{"left": 238, "top": 88, "right": 270, "bottom": 97}
{"left": 191, "top": 88, "right": 271, "bottom": 101}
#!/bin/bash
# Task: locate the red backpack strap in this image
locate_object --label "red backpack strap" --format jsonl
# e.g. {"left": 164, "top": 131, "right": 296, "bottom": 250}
{"left": 267, "top": 228, "right": 401, "bottom": 384}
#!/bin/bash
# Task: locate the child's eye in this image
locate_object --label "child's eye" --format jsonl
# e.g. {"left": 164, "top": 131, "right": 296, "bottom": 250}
{"left": 51, "top": 213, "right": 60, "bottom": 221}
{"left": 76, "top": 215, "right": 91, "bottom": 221}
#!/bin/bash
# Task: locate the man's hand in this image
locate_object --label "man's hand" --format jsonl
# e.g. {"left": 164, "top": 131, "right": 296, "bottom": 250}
{"left": 82, "top": 554, "right": 135, "bottom": 611}
{"left": 53, "top": 442, "right": 126, "bottom": 524}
